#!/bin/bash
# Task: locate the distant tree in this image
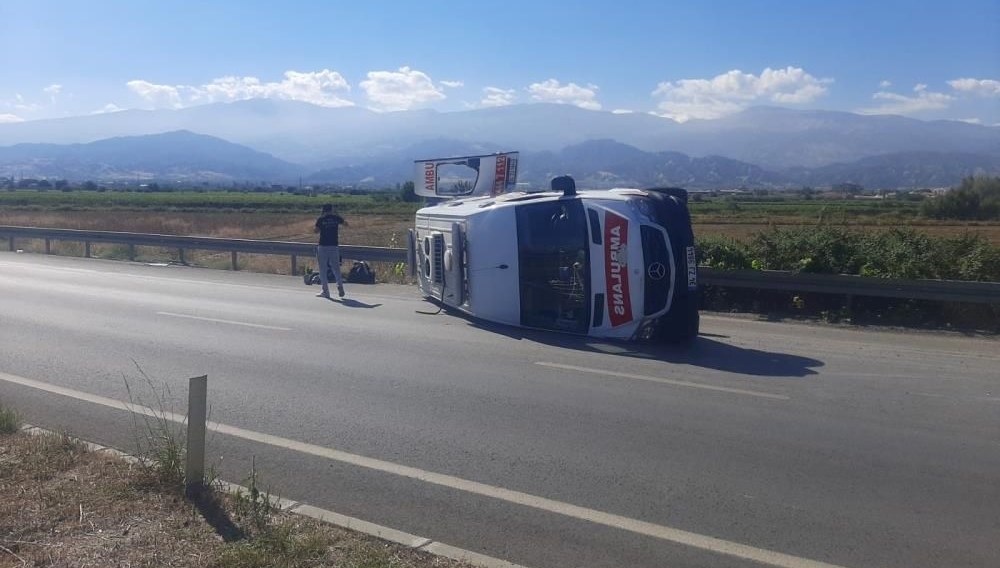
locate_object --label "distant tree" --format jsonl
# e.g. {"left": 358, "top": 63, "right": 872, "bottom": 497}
{"left": 399, "top": 181, "right": 418, "bottom": 202}
{"left": 897, "top": 191, "right": 925, "bottom": 202}
{"left": 37, "top": 179, "right": 52, "bottom": 189}
{"left": 922, "top": 176, "right": 1000, "bottom": 220}
{"left": 800, "top": 186, "right": 815, "bottom": 200}
{"left": 833, "top": 182, "right": 863, "bottom": 197}
{"left": 82, "top": 181, "right": 98, "bottom": 191}
{"left": 54, "top": 179, "right": 69, "bottom": 190}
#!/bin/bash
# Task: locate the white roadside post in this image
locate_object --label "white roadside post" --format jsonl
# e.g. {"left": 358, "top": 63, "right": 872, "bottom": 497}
{"left": 185, "top": 375, "right": 208, "bottom": 498}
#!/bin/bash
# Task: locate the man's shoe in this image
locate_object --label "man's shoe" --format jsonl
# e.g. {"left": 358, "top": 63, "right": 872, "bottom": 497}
{"left": 337, "top": 286, "right": 345, "bottom": 298}
{"left": 317, "top": 290, "right": 330, "bottom": 298}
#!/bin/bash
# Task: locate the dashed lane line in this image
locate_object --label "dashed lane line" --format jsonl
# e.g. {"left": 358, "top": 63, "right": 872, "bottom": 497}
{"left": 536, "top": 361, "right": 790, "bottom": 400}
{"left": 156, "top": 311, "right": 292, "bottom": 331}
{"left": 0, "top": 370, "right": 847, "bottom": 568}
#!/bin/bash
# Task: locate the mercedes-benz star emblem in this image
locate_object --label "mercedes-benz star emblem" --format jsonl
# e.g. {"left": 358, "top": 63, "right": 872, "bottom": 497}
{"left": 647, "top": 262, "right": 666, "bottom": 281}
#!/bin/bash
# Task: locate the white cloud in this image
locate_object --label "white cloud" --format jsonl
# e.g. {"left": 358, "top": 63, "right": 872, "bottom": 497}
{"left": 359, "top": 66, "right": 446, "bottom": 111}
{"left": 527, "top": 79, "right": 601, "bottom": 110}
{"left": 127, "top": 80, "right": 183, "bottom": 108}
{"left": 91, "top": 103, "right": 124, "bottom": 115}
{"left": 612, "top": 109, "right": 635, "bottom": 114}
{"left": 440, "top": 80, "right": 464, "bottom": 88}
{"left": 2, "top": 89, "right": 58, "bottom": 119}
{"left": 127, "top": 69, "right": 353, "bottom": 109}
{"left": 948, "top": 78, "right": 1000, "bottom": 97}
{"left": 651, "top": 66, "right": 832, "bottom": 122}
{"left": 880, "top": 80, "right": 892, "bottom": 88}
{"left": 480, "top": 87, "right": 516, "bottom": 107}
{"left": 9, "top": 93, "right": 40, "bottom": 113}
{"left": 858, "top": 83, "right": 954, "bottom": 115}
{"left": 956, "top": 118, "right": 982, "bottom": 124}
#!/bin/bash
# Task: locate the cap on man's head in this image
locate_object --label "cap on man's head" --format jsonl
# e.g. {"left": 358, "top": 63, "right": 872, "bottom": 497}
{"left": 321, "top": 203, "right": 333, "bottom": 212}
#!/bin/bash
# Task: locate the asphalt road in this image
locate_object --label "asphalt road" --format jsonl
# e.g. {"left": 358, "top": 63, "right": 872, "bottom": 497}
{"left": 2, "top": 252, "right": 998, "bottom": 568}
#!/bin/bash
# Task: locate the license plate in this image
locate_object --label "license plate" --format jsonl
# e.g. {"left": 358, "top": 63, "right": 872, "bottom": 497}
{"left": 686, "top": 246, "right": 697, "bottom": 289}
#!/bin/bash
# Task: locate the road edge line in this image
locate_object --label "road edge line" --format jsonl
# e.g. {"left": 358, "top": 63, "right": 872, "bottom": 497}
{"left": 16, "top": 423, "right": 531, "bottom": 568}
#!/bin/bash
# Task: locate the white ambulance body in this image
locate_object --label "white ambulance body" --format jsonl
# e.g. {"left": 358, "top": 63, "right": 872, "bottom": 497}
{"left": 408, "top": 152, "right": 699, "bottom": 342}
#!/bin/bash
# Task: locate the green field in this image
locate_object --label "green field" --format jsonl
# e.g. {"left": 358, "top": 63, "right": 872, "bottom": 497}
{"left": 689, "top": 198, "right": 922, "bottom": 223}
{"left": 3, "top": 188, "right": 997, "bottom": 329}
{"left": 0, "top": 189, "right": 421, "bottom": 215}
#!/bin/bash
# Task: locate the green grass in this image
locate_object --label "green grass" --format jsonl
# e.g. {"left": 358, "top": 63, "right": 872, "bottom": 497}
{"left": 0, "top": 404, "right": 19, "bottom": 434}
{"left": 689, "top": 197, "right": 923, "bottom": 221}
{"left": 213, "top": 524, "right": 333, "bottom": 568}
{"left": 0, "top": 189, "right": 422, "bottom": 215}
{"left": 0, "top": 189, "right": 933, "bottom": 223}
{"left": 122, "top": 366, "right": 188, "bottom": 488}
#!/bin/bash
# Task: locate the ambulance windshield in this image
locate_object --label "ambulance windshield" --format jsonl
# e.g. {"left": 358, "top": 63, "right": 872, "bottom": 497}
{"left": 515, "top": 200, "right": 591, "bottom": 332}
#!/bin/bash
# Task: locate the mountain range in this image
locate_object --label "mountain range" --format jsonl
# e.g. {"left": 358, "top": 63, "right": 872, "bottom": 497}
{"left": 0, "top": 101, "right": 998, "bottom": 189}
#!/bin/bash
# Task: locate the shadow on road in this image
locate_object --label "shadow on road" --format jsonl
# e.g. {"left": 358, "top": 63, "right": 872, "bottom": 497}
{"left": 462, "top": 316, "right": 823, "bottom": 378}
{"left": 321, "top": 297, "right": 382, "bottom": 309}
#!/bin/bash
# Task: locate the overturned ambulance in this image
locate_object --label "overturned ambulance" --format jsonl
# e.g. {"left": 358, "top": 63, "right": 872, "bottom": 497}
{"left": 407, "top": 152, "right": 699, "bottom": 342}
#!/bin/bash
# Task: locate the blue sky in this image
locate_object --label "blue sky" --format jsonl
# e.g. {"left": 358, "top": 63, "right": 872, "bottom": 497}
{"left": 1, "top": 0, "right": 998, "bottom": 124}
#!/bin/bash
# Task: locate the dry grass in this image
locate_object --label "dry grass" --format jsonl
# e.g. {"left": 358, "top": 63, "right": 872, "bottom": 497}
{"left": 1, "top": 211, "right": 414, "bottom": 280}
{"left": 0, "top": 210, "right": 411, "bottom": 247}
{"left": 0, "top": 428, "right": 473, "bottom": 568}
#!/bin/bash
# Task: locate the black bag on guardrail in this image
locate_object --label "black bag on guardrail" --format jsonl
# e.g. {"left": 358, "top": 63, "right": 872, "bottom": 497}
{"left": 346, "top": 261, "right": 375, "bottom": 284}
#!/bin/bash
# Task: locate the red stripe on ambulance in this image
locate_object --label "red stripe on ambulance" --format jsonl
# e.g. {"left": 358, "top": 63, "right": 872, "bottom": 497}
{"left": 604, "top": 212, "right": 632, "bottom": 326}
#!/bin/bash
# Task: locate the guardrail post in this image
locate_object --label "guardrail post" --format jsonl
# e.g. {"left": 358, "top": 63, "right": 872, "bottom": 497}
{"left": 45, "top": 239, "right": 51, "bottom": 254}
{"left": 185, "top": 374, "right": 208, "bottom": 498}
{"left": 178, "top": 248, "right": 186, "bottom": 265}
{"left": 231, "top": 251, "right": 238, "bottom": 270}
{"left": 291, "top": 254, "right": 297, "bottom": 275}
{"left": 85, "top": 242, "right": 91, "bottom": 258}
{"left": 128, "top": 244, "right": 135, "bottom": 261}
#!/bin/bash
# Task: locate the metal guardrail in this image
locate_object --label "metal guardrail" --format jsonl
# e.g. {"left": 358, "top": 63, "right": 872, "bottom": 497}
{"left": 699, "top": 268, "right": 1000, "bottom": 305}
{"left": 2, "top": 225, "right": 998, "bottom": 304}
{"left": 0, "top": 225, "right": 403, "bottom": 273}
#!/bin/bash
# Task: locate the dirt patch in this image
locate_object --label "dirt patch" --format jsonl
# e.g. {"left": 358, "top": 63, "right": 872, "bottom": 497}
{"left": 0, "top": 429, "right": 473, "bottom": 568}
{"left": 1, "top": 211, "right": 413, "bottom": 279}
{"left": 0, "top": 210, "right": 412, "bottom": 247}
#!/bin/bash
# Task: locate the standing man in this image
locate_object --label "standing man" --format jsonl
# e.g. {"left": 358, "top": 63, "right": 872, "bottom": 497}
{"left": 314, "top": 203, "right": 348, "bottom": 298}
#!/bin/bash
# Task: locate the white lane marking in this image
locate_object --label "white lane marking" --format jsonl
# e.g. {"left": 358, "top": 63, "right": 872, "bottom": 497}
{"left": 909, "top": 391, "right": 1000, "bottom": 403}
{"left": 0, "top": 259, "right": 413, "bottom": 303}
{"left": 0, "top": 260, "right": 299, "bottom": 293}
{"left": 535, "top": 362, "right": 790, "bottom": 400}
{"left": 0, "top": 371, "right": 847, "bottom": 568}
{"left": 156, "top": 311, "right": 291, "bottom": 331}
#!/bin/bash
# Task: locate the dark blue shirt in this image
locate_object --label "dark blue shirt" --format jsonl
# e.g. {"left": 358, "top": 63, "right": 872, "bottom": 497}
{"left": 315, "top": 214, "right": 344, "bottom": 246}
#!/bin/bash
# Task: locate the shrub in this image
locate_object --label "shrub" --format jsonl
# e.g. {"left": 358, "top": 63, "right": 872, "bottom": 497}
{"left": 696, "top": 236, "right": 753, "bottom": 270}
{"left": 0, "top": 404, "right": 19, "bottom": 434}
{"left": 696, "top": 226, "right": 1000, "bottom": 282}
{"left": 921, "top": 176, "right": 1000, "bottom": 220}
